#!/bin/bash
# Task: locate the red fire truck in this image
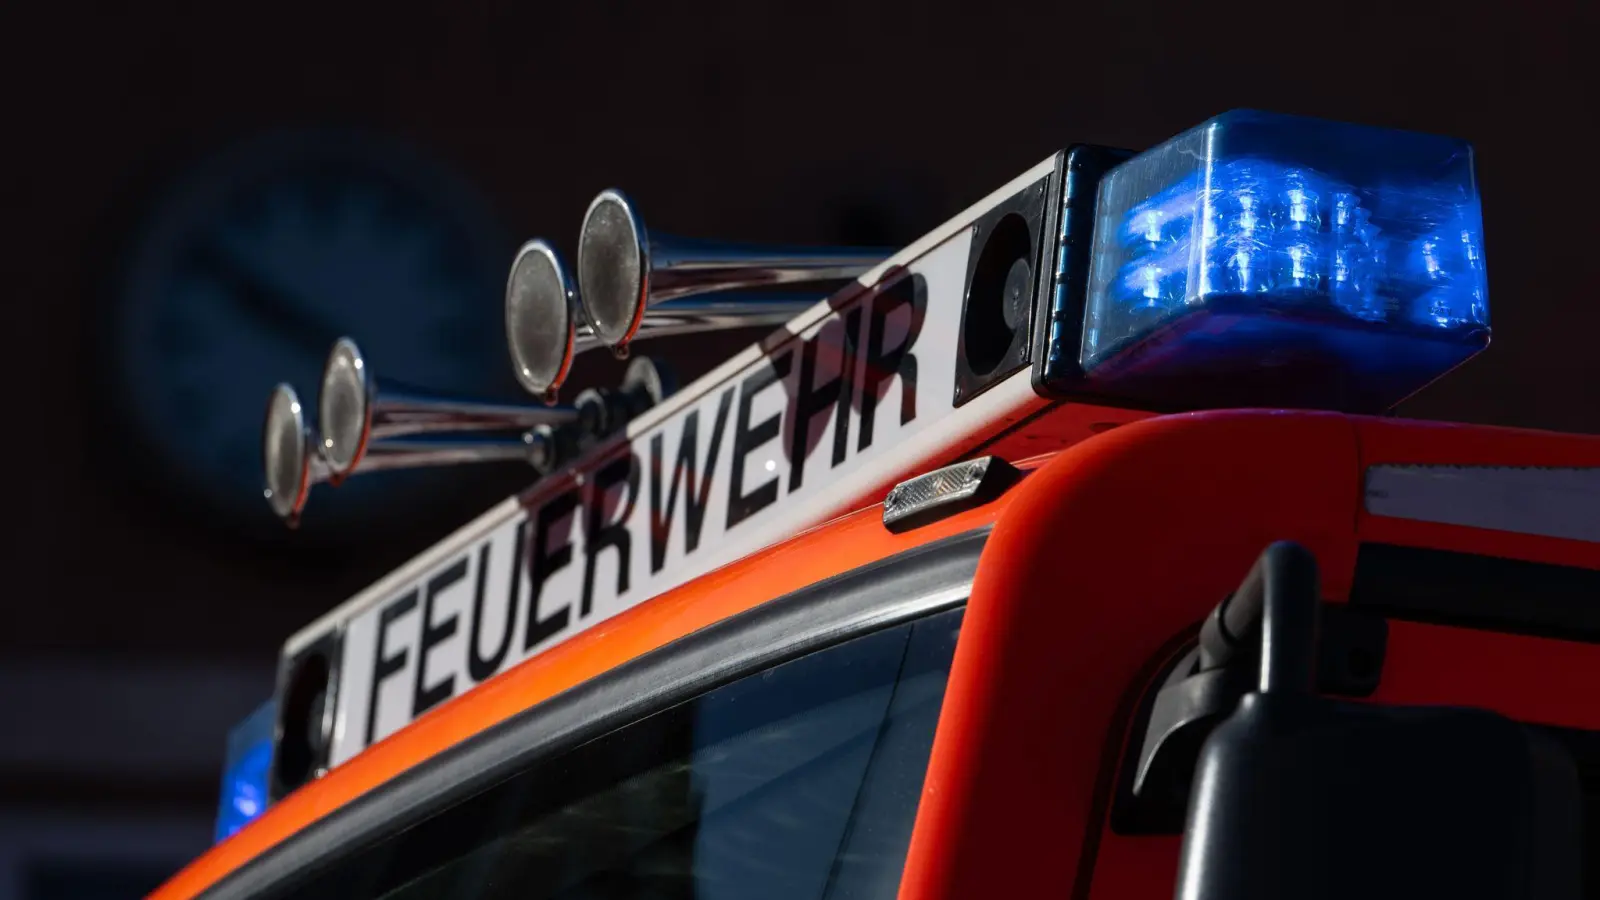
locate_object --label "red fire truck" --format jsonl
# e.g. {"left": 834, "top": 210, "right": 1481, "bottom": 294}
{"left": 155, "top": 109, "right": 1596, "bottom": 900}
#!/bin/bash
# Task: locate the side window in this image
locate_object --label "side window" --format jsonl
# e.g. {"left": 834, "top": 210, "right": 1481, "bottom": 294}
{"left": 282, "top": 607, "right": 965, "bottom": 900}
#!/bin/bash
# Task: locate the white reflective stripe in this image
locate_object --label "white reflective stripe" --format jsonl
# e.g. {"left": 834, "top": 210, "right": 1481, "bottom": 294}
{"left": 1364, "top": 465, "right": 1600, "bottom": 543}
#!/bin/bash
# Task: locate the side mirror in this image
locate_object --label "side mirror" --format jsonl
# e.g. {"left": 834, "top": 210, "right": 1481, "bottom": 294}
{"left": 1176, "top": 542, "right": 1583, "bottom": 900}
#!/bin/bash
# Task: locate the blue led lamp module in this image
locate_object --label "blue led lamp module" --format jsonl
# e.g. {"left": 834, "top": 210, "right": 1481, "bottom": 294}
{"left": 1078, "top": 110, "right": 1489, "bottom": 412}
{"left": 215, "top": 699, "right": 276, "bottom": 843}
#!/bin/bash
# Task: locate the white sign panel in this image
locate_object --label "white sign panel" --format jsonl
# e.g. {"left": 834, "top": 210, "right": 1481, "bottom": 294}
{"left": 328, "top": 231, "right": 981, "bottom": 764}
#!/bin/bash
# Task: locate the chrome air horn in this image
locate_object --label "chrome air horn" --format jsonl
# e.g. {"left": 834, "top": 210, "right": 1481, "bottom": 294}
{"left": 262, "top": 383, "right": 318, "bottom": 526}
{"left": 264, "top": 345, "right": 672, "bottom": 525}
{"left": 317, "top": 337, "right": 579, "bottom": 484}
{"left": 506, "top": 238, "right": 827, "bottom": 400}
{"left": 575, "top": 189, "right": 890, "bottom": 351}
{"left": 261, "top": 382, "right": 543, "bottom": 528}
{"left": 505, "top": 191, "right": 888, "bottom": 400}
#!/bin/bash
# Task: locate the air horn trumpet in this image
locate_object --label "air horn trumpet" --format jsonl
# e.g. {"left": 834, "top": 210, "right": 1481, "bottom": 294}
{"left": 317, "top": 337, "right": 579, "bottom": 483}
{"left": 576, "top": 189, "right": 890, "bottom": 353}
{"left": 261, "top": 382, "right": 547, "bottom": 527}
{"left": 506, "top": 238, "right": 822, "bottom": 400}
{"left": 263, "top": 344, "right": 674, "bottom": 525}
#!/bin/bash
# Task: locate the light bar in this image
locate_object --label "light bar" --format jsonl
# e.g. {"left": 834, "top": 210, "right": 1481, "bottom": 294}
{"left": 1078, "top": 110, "right": 1489, "bottom": 412}
{"left": 215, "top": 699, "right": 275, "bottom": 843}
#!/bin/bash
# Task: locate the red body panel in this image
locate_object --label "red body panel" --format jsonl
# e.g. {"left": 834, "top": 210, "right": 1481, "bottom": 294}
{"left": 899, "top": 410, "right": 1367, "bottom": 900}
{"left": 901, "top": 410, "right": 1600, "bottom": 900}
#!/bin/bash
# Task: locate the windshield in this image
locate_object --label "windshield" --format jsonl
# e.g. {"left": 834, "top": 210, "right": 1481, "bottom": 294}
{"left": 273, "top": 607, "right": 964, "bottom": 900}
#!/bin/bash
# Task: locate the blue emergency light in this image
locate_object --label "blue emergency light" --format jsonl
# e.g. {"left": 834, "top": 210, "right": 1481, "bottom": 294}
{"left": 215, "top": 699, "right": 276, "bottom": 843}
{"left": 1074, "top": 110, "right": 1488, "bottom": 412}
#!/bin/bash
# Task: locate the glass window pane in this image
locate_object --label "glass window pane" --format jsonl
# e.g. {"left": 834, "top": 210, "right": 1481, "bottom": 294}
{"left": 275, "top": 607, "right": 964, "bottom": 900}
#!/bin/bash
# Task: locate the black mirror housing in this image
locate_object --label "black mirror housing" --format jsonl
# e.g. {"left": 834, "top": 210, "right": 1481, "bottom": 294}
{"left": 1177, "top": 692, "right": 1582, "bottom": 900}
{"left": 1175, "top": 542, "right": 1583, "bottom": 900}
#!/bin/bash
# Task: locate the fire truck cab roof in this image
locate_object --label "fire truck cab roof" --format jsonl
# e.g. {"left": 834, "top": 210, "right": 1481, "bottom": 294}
{"left": 157, "top": 109, "right": 1597, "bottom": 900}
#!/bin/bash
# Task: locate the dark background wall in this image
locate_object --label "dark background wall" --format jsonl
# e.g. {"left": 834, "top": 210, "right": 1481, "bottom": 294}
{"left": 0, "top": 0, "right": 1592, "bottom": 893}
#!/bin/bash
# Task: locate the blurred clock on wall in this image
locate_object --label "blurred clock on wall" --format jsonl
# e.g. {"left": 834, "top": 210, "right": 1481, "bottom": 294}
{"left": 98, "top": 129, "right": 520, "bottom": 546}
